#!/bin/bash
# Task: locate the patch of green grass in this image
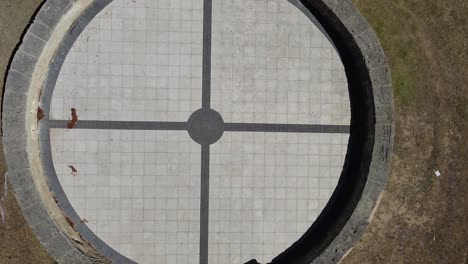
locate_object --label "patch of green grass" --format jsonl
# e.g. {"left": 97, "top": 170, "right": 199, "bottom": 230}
{"left": 353, "top": 1, "right": 427, "bottom": 106}
{"left": 455, "top": 98, "right": 468, "bottom": 122}
{"left": 355, "top": 0, "right": 467, "bottom": 110}
{"left": 392, "top": 70, "right": 417, "bottom": 105}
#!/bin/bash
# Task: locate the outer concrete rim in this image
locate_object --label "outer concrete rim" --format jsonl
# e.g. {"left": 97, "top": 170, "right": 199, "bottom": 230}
{"left": 270, "top": 0, "right": 393, "bottom": 263}
{"left": 3, "top": 0, "right": 120, "bottom": 263}
{"left": 304, "top": 0, "right": 394, "bottom": 263}
{"left": 2, "top": 1, "right": 394, "bottom": 264}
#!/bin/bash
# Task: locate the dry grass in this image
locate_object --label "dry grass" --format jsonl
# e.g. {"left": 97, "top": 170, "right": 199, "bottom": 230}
{"left": 343, "top": 0, "right": 468, "bottom": 263}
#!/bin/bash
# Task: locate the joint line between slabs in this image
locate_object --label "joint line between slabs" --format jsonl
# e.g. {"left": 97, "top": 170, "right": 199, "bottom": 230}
{"left": 47, "top": 120, "right": 188, "bottom": 131}
{"left": 201, "top": 0, "right": 212, "bottom": 108}
{"left": 224, "top": 123, "right": 351, "bottom": 134}
{"left": 199, "top": 144, "right": 210, "bottom": 264}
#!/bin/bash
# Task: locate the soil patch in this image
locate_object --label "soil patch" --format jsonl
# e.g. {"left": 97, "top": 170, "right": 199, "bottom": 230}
{"left": 343, "top": 1, "right": 468, "bottom": 263}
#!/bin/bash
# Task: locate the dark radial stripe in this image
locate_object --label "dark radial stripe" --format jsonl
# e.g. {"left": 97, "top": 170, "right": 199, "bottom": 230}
{"left": 224, "top": 123, "right": 350, "bottom": 134}
{"left": 201, "top": 0, "right": 212, "bottom": 108}
{"left": 48, "top": 120, "right": 187, "bottom": 130}
{"left": 199, "top": 144, "right": 210, "bottom": 264}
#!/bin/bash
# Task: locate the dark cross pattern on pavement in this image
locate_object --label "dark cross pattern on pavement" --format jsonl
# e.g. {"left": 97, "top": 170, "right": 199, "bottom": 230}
{"left": 47, "top": 0, "right": 350, "bottom": 262}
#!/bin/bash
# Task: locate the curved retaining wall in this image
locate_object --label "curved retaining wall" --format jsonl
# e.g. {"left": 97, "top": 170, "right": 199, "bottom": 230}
{"left": 2, "top": 0, "right": 394, "bottom": 263}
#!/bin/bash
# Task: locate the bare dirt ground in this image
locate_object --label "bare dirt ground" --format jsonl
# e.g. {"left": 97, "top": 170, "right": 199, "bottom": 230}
{"left": 343, "top": 1, "right": 468, "bottom": 263}
{"left": 0, "top": 0, "right": 466, "bottom": 263}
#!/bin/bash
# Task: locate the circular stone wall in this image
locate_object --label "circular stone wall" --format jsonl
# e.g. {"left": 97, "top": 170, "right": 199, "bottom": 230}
{"left": 2, "top": 0, "right": 393, "bottom": 264}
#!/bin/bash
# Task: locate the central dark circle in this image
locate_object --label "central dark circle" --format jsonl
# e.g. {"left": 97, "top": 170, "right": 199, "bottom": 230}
{"left": 187, "top": 108, "right": 225, "bottom": 145}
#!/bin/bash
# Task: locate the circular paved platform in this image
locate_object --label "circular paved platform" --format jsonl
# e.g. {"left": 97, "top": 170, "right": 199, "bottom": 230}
{"left": 2, "top": 0, "right": 394, "bottom": 264}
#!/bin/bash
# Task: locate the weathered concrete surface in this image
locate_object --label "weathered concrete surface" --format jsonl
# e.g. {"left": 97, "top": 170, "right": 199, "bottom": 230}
{"left": 1, "top": 0, "right": 110, "bottom": 263}
{"left": 0, "top": 0, "right": 56, "bottom": 262}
